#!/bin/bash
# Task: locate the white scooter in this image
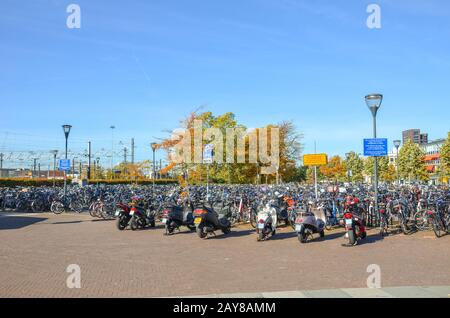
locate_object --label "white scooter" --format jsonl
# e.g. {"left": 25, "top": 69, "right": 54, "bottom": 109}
{"left": 256, "top": 199, "right": 278, "bottom": 241}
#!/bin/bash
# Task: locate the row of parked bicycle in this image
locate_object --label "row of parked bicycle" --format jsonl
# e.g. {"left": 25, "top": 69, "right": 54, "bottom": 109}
{"left": 1, "top": 183, "right": 449, "bottom": 244}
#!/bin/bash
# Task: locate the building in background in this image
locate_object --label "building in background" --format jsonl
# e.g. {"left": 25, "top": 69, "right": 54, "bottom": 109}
{"left": 421, "top": 138, "right": 445, "bottom": 184}
{"left": 402, "top": 129, "right": 428, "bottom": 145}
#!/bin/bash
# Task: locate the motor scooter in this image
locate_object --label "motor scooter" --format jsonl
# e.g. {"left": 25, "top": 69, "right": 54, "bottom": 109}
{"left": 115, "top": 202, "right": 131, "bottom": 230}
{"left": 129, "top": 197, "right": 156, "bottom": 231}
{"left": 342, "top": 196, "right": 366, "bottom": 245}
{"left": 162, "top": 197, "right": 196, "bottom": 234}
{"left": 295, "top": 210, "right": 325, "bottom": 243}
{"left": 193, "top": 201, "right": 231, "bottom": 238}
{"left": 256, "top": 200, "right": 277, "bottom": 241}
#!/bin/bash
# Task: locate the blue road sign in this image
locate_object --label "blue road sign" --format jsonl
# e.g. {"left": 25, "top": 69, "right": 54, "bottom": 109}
{"left": 58, "top": 159, "right": 71, "bottom": 171}
{"left": 203, "top": 144, "right": 214, "bottom": 164}
{"left": 364, "top": 138, "right": 388, "bottom": 157}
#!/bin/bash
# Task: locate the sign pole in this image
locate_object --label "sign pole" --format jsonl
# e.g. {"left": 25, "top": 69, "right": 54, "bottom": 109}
{"left": 314, "top": 166, "right": 318, "bottom": 200}
{"left": 206, "top": 164, "right": 209, "bottom": 200}
{"left": 314, "top": 141, "right": 318, "bottom": 200}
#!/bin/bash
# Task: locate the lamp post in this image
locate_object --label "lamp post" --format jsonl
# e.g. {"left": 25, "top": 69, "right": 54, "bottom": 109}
{"left": 51, "top": 150, "right": 58, "bottom": 187}
{"left": 62, "top": 124, "right": 72, "bottom": 197}
{"left": 393, "top": 140, "right": 401, "bottom": 185}
{"left": 365, "top": 94, "right": 383, "bottom": 230}
{"left": 151, "top": 142, "right": 157, "bottom": 189}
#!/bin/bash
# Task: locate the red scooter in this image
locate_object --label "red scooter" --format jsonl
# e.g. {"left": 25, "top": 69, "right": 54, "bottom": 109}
{"left": 342, "top": 196, "right": 366, "bottom": 246}
{"left": 115, "top": 202, "right": 132, "bottom": 230}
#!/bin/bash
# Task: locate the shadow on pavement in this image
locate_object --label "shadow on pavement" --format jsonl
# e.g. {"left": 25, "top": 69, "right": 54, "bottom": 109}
{"left": 208, "top": 229, "right": 254, "bottom": 239}
{"left": 270, "top": 231, "right": 297, "bottom": 241}
{"left": 52, "top": 220, "right": 83, "bottom": 225}
{"left": 0, "top": 215, "right": 47, "bottom": 230}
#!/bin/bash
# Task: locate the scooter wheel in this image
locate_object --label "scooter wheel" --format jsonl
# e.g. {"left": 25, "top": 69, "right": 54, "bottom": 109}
{"left": 130, "top": 216, "right": 139, "bottom": 231}
{"left": 348, "top": 230, "right": 357, "bottom": 245}
{"left": 116, "top": 216, "right": 128, "bottom": 231}
{"left": 298, "top": 231, "right": 308, "bottom": 243}
{"left": 257, "top": 231, "right": 264, "bottom": 241}
{"left": 222, "top": 226, "right": 231, "bottom": 235}
{"left": 196, "top": 226, "right": 207, "bottom": 239}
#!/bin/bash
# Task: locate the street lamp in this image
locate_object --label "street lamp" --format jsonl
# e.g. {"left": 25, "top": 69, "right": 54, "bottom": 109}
{"left": 50, "top": 150, "right": 58, "bottom": 187}
{"left": 365, "top": 93, "right": 383, "bottom": 231}
{"left": 62, "top": 124, "right": 72, "bottom": 197}
{"left": 393, "top": 140, "right": 401, "bottom": 185}
{"left": 151, "top": 142, "right": 157, "bottom": 189}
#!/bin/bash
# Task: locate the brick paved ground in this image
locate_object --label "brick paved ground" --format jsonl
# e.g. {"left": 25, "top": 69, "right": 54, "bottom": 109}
{"left": 1, "top": 212, "right": 449, "bottom": 297}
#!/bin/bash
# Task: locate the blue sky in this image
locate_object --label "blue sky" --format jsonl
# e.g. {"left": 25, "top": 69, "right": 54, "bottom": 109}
{"left": 1, "top": 0, "right": 450, "bottom": 168}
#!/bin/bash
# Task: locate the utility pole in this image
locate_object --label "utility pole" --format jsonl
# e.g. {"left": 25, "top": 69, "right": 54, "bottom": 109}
{"left": 159, "top": 158, "right": 162, "bottom": 179}
{"left": 0, "top": 153, "right": 3, "bottom": 178}
{"left": 38, "top": 163, "right": 41, "bottom": 178}
{"left": 33, "top": 158, "right": 37, "bottom": 179}
{"left": 72, "top": 157, "right": 76, "bottom": 176}
{"left": 131, "top": 138, "right": 135, "bottom": 164}
{"left": 87, "top": 141, "right": 92, "bottom": 180}
{"left": 123, "top": 147, "right": 127, "bottom": 177}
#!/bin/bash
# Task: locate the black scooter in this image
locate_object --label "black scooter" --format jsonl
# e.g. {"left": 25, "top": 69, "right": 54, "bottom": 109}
{"left": 162, "top": 198, "right": 196, "bottom": 234}
{"left": 193, "top": 201, "right": 231, "bottom": 238}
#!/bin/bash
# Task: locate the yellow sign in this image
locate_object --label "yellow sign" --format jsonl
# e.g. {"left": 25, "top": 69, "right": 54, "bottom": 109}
{"left": 303, "top": 154, "right": 328, "bottom": 166}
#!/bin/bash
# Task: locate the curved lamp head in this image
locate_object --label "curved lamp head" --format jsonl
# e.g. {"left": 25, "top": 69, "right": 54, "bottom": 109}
{"left": 151, "top": 142, "right": 158, "bottom": 151}
{"left": 393, "top": 140, "right": 401, "bottom": 148}
{"left": 365, "top": 94, "right": 383, "bottom": 117}
{"left": 62, "top": 124, "right": 72, "bottom": 138}
{"left": 50, "top": 150, "right": 58, "bottom": 156}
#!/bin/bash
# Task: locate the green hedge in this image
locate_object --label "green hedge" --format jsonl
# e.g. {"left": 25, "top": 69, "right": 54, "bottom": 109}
{"left": 90, "top": 179, "right": 177, "bottom": 185}
{"left": 0, "top": 178, "right": 177, "bottom": 187}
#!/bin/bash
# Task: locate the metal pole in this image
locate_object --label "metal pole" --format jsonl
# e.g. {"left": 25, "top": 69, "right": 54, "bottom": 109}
{"left": 64, "top": 136, "right": 68, "bottom": 198}
{"left": 87, "top": 141, "right": 91, "bottom": 180}
{"left": 152, "top": 148, "right": 155, "bottom": 189}
{"left": 396, "top": 146, "right": 400, "bottom": 185}
{"left": 123, "top": 147, "right": 127, "bottom": 177}
{"left": 53, "top": 153, "right": 57, "bottom": 187}
{"left": 206, "top": 164, "right": 209, "bottom": 199}
{"left": 314, "top": 141, "right": 318, "bottom": 200}
{"left": 373, "top": 114, "right": 379, "bottom": 228}
{"left": 0, "top": 153, "right": 3, "bottom": 178}
{"left": 131, "top": 138, "right": 135, "bottom": 164}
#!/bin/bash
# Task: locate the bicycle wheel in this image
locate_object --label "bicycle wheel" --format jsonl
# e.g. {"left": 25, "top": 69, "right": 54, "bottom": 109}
{"left": 51, "top": 201, "right": 65, "bottom": 214}
{"left": 413, "top": 210, "right": 428, "bottom": 231}
{"left": 432, "top": 217, "right": 445, "bottom": 238}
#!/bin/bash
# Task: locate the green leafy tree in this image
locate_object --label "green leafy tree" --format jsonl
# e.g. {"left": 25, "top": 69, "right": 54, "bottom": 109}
{"left": 344, "top": 152, "right": 364, "bottom": 182}
{"left": 397, "top": 140, "right": 429, "bottom": 183}
{"left": 440, "top": 132, "right": 450, "bottom": 180}
{"left": 363, "top": 156, "right": 394, "bottom": 183}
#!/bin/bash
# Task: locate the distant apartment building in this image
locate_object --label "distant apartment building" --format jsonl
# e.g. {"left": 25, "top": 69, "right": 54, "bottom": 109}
{"left": 402, "top": 129, "right": 428, "bottom": 145}
{"left": 421, "top": 138, "right": 445, "bottom": 175}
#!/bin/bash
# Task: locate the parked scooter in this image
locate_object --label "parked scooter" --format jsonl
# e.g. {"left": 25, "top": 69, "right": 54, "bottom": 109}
{"left": 193, "top": 201, "right": 231, "bottom": 238}
{"left": 256, "top": 199, "right": 277, "bottom": 241}
{"left": 129, "top": 196, "right": 156, "bottom": 231}
{"left": 162, "top": 196, "right": 196, "bottom": 234}
{"left": 294, "top": 210, "right": 325, "bottom": 243}
{"left": 342, "top": 196, "right": 367, "bottom": 245}
{"left": 115, "top": 202, "right": 132, "bottom": 230}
